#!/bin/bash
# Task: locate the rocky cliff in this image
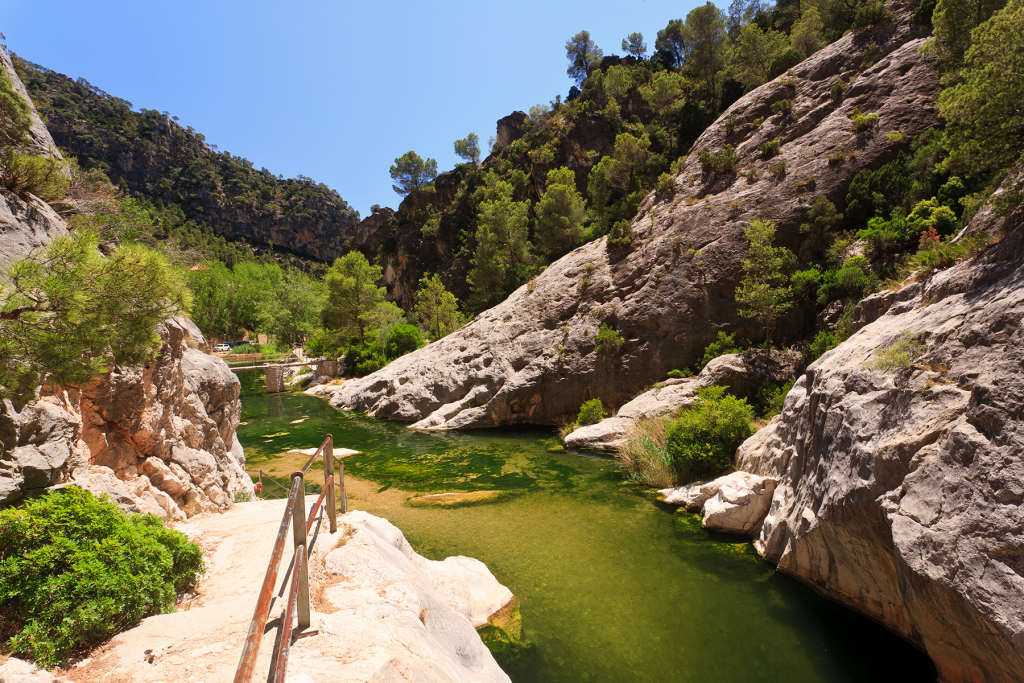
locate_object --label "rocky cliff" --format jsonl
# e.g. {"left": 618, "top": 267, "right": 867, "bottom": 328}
{"left": 325, "top": 9, "right": 938, "bottom": 429}
{"left": 725, "top": 212, "right": 1024, "bottom": 682}
{"left": 13, "top": 56, "right": 361, "bottom": 263}
{"left": 0, "top": 317, "right": 255, "bottom": 520}
{"left": 0, "top": 49, "right": 69, "bottom": 269}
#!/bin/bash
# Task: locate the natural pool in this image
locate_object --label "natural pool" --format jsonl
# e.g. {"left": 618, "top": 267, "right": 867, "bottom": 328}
{"left": 235, "top": 373, "right": 936, "bottom": 683}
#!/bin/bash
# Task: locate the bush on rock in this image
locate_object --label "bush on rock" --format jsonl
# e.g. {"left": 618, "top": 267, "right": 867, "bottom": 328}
{"left": 0, "top": 488, "right": 205, "bottom": 668}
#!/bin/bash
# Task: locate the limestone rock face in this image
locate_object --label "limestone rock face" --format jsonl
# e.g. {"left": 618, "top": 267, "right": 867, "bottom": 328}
{"left": 350, "top": 205, "right": 394, "bottom": 255}
{"left": 736, "top": 222, "right": 1024, "bottom": 682}
{"left": 562, "top": 349, "right": 803, "bottom": 450}
{"left": 329, "top": 10, "right": 937, "bottom": 430}
{"left": 0, "top": 189, "right": 70, "bottom": 270}
{"left": 495, "top": 111, "right": 527, "bottom": 149}
{"left": 0, "top": 49, "right": 69, "bottom": 270}
{"left": 0, "top": 47, "right": 62, "bottom": 158}
{"left": 0, "top": 317, "right": 254, "bottom": 518}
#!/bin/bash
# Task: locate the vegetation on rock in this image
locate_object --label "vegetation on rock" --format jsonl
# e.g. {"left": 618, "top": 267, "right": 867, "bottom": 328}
{"left": 0, "top": 488, "right": 204, "bottom": 668}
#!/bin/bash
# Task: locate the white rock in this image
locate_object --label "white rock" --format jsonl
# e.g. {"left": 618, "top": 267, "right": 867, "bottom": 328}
{"left": 700, "top": 472, "right": 778, "bottom": 536}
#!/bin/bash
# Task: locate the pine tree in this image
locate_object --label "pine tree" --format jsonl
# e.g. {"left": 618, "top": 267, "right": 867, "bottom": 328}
{"left": 414, "top": 274, "right": 466, "bottom": 341}
{"left": 735, "top": 218, "right": 796, "bottom": 342}
{"left": 536, "top": 167, "right": 586, "bottom": 256}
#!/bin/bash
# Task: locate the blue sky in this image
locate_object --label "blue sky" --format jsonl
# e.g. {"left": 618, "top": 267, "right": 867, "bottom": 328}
{"left": 3, "top": 0, "right": 713, "bottom": 217}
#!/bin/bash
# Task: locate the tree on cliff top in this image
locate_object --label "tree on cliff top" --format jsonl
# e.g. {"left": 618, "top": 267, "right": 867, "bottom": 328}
{"left": 565, "top": 31, "right": 604, "bottom": 85}
{"left": 621, "top": 32, "right": 648, "bottom": 59}
{"left": 389, "top": 151, "right": 437, "bottom": 195}
{"left": 454, "top": 133, "right": 481, "bottom": 167}
{"left": 0, "top": 231, "right": 192, "bottom": 401}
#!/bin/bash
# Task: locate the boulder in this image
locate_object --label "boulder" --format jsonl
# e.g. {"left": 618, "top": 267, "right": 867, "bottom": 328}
{"left": 0, "top": 317, "right": 254, "bottom": 518}
{"left": 701, "top": 472, "right": 777, "bottom": 536}
{"left": 736, "top": 220, "right": 1024, "bottom": 681}
{"left": 328, "top": 9, "right": 937, "bottom": 430}
{"left": 660, "top": 470, "right": 778, "bottom": 537}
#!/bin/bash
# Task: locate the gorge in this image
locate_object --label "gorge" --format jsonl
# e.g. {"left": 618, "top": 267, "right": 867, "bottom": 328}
{"left": 2, "top": 0, "right": 1023, "bottom": 681}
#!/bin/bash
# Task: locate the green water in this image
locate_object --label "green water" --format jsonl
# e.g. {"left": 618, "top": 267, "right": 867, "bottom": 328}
{"left": 236, "top": 374, "right": 936, "bottom": 683}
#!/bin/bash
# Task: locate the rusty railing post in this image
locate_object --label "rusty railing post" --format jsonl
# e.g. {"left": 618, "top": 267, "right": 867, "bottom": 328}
{"left": 290, "top": 472, "right": 310, "bottom": 631}
{"left": 339, "top": 459, "right": 348, "bottom": 514}
{"left": 324, "top": 434, "right": 337, "bottom": 533}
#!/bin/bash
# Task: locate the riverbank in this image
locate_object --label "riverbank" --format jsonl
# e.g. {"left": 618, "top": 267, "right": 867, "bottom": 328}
{"left": 61, "top": 499, "right": 512, "bottom": 683}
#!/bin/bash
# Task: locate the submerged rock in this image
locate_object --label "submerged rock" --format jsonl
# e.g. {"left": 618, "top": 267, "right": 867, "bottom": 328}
{"left": 329, "top": 9, "right": 934, "bottom": 430}
{"left": 737, "top": 220, "right": 1024, "bottom": 681}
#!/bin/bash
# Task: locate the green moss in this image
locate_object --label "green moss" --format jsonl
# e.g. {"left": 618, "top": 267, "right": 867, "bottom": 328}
{"left": 478, "top": 597, "right": 533, "bottom": 663}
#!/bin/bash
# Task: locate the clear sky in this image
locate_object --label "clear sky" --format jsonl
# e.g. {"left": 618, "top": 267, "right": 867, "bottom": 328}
{"left": 3, "top": 0, "right": 714, "bottom": 217}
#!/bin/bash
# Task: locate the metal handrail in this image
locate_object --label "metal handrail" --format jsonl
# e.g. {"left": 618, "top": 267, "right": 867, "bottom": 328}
{"left": 234, "top": 433, "right": 348, "bottom": 683}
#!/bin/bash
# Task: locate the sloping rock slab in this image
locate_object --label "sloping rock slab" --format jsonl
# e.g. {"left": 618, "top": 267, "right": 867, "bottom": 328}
{"left": 736, "top": 223, "right": 1024, "bottom": 682}
{"left": 72, "top": 502, "right": 512, "bottom": 683}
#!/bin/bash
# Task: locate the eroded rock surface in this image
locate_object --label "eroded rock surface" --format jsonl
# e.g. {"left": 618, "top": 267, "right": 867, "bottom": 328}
{"left": 564, "top": 350, "right": 803, "bottom": 450}
{"left": 330, "top": 10, "right": 936, "bottom": 430}
{"left": 77, "top": 502, "right": 512, "bottom": 683}
{"left": 0, "top": 318, "right": 254, "bottom": 518}
{"left": 736, "top": 222, "right": 1024, "bottom": 682}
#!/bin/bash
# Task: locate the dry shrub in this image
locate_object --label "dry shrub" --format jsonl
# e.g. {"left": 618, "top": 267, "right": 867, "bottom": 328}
{"left": 615, "top": 416, "right": 677, "bottom": 488}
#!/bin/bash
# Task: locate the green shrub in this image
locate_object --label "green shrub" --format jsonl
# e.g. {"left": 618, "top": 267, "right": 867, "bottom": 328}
{"left": 852, "top": 112, "right": 880, "bottom": 131}
{"left": 344, "top": 340, "right": 387, "bottom": 376}
{"left": 666, "top": 386, "right": 755, "bottom": 479}
{"left": 759, "top": 139, "right": 781, "bottom": 159}
{"left": 700, "top": 331, "right": 743, "bottom": 369}
{"left": 886, "top": 131, "right": 906, "bottom": 145}
{"left": 228, "top": 343, "right": 259, "bottom": 355}
{"left": 725, "top": 116, "right": 738, "bottom": 135}
{"left": 594, "top": 323, "right": 625, "bottom": 356}
{"left": 385, "top": 323, "right": 425, "bottom": 360}
{"left": 817, "top": 256, "right": 875, "bottom": 305}
{"left": 577, "top": 398, "right": 607, "bottom": 425}
{"left": 666, "top": 368, "right": 693, "bottom": 379}
{"left": 769, "top": 159, "right": 787, "bottom": 177}
{"left": 771, "top": 99, "right": 794, "bottom": 116}
{"left": 830, "top": 79, "right": 846, "bottom": 100}
{"left": 855, "top": 0, "right": 888, "bottom": 27}
{"left": 756, "top": 380, "right": 794, "bottom": 419}
{"left": 697, "top": 146, "right": 739, "bottom": 178}
{"left": 809, "top": 329, "right": 841, "bottom": 360}
{"left": 608, "top": 219, "right": 634, "bottom": 248}
{"left": 0, "top": 149, "right": 69, "bottom": 203}
{"left": 655, "top": 172, "right": 675, "bottom": 196}
{"left": 864, "top": 331, "right": 927, "bottom": 371}
{"left": 0, "top": 488, "right": 204, "bottom": 668}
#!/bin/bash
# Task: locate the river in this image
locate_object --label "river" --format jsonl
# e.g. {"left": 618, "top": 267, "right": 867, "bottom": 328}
{"left": 235, "top": 373, "right": 936, "bottom": 683}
